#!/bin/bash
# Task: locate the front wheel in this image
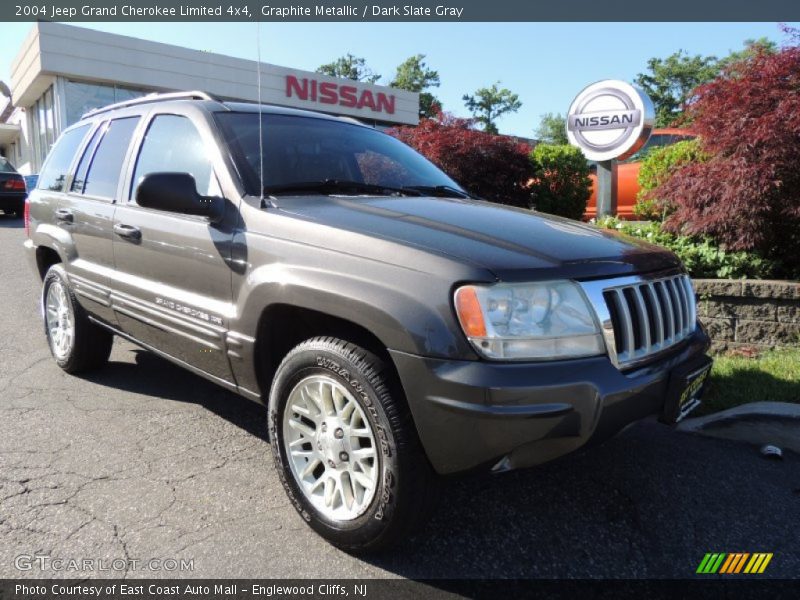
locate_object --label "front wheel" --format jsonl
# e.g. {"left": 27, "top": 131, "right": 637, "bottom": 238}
{"left": 268, "top": 336, "right": 437, "bottom": 552}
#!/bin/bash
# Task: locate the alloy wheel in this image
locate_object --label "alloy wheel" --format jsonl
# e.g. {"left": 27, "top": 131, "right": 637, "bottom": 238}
{"left": 45, "top": 281, "right": 74, "bottom": 360}
{"left": 282, "top": 374, "right": 379, "bottom": 521}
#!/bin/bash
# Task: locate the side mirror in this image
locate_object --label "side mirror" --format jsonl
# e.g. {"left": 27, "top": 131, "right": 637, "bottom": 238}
{"left": 135, "top": 172, "right": 223, "bottom": 222}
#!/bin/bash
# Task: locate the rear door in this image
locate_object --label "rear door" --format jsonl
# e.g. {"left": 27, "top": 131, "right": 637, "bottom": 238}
{"left": 28, "top": 123, "right": 91, "bottom": 240}
{"left": 58, "top": 117, "right": 141, "bottom": 323}
{"left": 110, "top": 110, "right": 236, "bottom": 382}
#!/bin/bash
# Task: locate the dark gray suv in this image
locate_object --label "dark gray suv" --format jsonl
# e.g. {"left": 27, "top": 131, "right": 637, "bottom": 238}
{"left": 25, "top": 92, "right": 711, "bottom": 551}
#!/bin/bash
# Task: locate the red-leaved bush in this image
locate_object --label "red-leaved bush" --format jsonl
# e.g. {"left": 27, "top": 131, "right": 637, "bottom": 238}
{"left": 654, "top": 42, "right": 800, "bottom": 276}
{"left": 389, "top": 113, "right": 533, "bottom": 207}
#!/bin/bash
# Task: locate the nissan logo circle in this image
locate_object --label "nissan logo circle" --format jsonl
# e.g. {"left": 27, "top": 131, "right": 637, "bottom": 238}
{"left": 567, "top": 80, "right": 655, "bottom": 162}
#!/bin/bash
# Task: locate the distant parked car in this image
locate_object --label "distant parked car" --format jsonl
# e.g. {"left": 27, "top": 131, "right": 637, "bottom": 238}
{"left": 585, "top": 128, "right": 694, "bottom": 220}
{"left": 0, "top": 156, "right": 27, "bottom": 217}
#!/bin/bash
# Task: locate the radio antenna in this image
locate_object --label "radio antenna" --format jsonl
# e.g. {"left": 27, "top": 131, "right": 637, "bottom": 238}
{"left": 256, "top": 22, "right": 266, "bottom": 206}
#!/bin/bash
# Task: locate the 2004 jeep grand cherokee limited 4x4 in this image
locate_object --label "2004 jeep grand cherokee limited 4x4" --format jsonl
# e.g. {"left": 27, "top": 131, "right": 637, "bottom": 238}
{"left": 25, "top": 92, "right": 711, "bottom": 552}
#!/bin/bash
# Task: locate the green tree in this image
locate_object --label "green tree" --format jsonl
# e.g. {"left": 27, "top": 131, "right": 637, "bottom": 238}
{"left": 635, "top": 50, "right": 719, "bottom": 127}
{"left": 316, "top": 54, "right": 381, "bottom": 83}
{"left": 718, "top": 37, "right": 778, "bottom": 72}
{"left": 390, "top": 54, "right": 442, "bottom": 118}
{"left": 534, "top": 112, "right": 568, "bottom": 145}
{"left": 635, "top": 39, "right": 779, "bottom": 127}
{"left": 462, "top": 82, "right": 522, "bottom": 134}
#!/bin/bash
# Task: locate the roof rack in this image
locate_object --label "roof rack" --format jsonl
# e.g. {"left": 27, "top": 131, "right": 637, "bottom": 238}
{"left": 81, "top": 91, "right": 220, "bottom": 119}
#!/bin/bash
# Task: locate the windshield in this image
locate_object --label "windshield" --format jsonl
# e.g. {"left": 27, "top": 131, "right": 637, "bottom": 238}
{"left": 0, "top": 157, "right": 17, "bottom": 173}
{"left": 215, "top": 112, "right": 462, "bottom": 197}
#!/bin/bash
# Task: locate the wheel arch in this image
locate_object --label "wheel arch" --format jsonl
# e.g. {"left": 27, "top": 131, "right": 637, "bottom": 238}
{"left": 31, "top": 222, "right": 76, "bottom": 280}
{"left": 35, "top": 245, "right": 62, "bottom": 280}
{"left": 253, "top": 303, "right": 404, "bottom": 405}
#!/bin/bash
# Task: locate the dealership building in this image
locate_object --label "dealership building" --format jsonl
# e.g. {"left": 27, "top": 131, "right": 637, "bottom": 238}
{"left": 0, "top": 22, "right": 420, "bottom": 175}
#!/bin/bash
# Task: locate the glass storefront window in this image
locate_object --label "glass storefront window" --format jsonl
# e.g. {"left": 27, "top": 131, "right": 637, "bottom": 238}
{"left": 113, "top": 87, "right": 146, "bottom": 104}
{"left": 64, "top": 80, "right": 148, "bottom": 126}
{"left": 29, "top": 85, "right": 56, "bottom": 171}
{"left": 30, "top": 99, "right": 40, "bottom": 169}
{"left": 27, "top": 80, "right": 149, "bottom": 173}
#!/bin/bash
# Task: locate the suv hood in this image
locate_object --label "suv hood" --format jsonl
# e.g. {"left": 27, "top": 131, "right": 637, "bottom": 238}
{"left": 274, "top": 195, "right": 681, "bottom": 281}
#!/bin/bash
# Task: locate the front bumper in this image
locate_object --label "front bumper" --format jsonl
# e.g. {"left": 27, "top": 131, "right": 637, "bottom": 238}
{"left": 390, "top": 327, "right": 711, "bottom": 475}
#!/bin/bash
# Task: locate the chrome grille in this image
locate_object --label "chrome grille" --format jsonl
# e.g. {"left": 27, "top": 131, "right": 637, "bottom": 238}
{"left": 580, "top": 272, "right": 697, "bottom": 369}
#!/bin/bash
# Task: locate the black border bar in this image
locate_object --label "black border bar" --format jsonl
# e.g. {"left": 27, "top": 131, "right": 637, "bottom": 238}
{"left": 2, "top": 0, "right": 800, "bottom": 22}
{"left": 3, "top": 579, "right": 800, "bottom": 600}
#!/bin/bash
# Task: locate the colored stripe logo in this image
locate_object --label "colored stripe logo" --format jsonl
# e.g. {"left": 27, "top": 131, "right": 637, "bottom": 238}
{"left": 696, "top": 552, "right": 773, "bottom": 574}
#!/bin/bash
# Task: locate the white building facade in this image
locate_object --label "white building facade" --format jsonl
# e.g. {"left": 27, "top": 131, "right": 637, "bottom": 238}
{"left": 0, "top": 22, "right": 420, "bottom": 174}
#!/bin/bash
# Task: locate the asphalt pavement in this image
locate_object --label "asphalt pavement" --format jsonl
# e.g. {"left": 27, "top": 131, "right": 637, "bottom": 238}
{"left": 0, "top": 213, "right": 798, "bottom": 580}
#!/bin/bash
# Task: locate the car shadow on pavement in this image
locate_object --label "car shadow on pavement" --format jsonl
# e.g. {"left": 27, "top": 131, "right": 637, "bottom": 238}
{"left": 77, "top": 345, "right": 799, "bottom": 579}
{"left": 361, "top": 420, "right": 799, "bottom": 579}
{"left": 82, "top": 348, "right": 269, "bottom": 442}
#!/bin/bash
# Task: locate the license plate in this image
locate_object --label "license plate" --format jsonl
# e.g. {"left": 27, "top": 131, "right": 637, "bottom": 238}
{"left": 662, "top": 357, "right": 712, "bottom": 424}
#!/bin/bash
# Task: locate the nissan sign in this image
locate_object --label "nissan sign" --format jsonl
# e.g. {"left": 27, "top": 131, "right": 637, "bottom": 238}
{"left": 286, "top": 75, "right": 396, "bottom": 115}
{"left": 566, "top": 80, "right": 654, "bottom": 162}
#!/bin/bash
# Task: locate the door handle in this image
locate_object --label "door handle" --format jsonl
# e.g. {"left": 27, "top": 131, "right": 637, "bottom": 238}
{"left": 113, "top": 223, "right": 142, "bottom": 241}
{"left": 55, "top": 209, "right": 73, "bottom": 223}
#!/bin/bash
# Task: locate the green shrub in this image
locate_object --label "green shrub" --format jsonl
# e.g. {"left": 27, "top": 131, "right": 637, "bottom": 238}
{"left": 635, "top": 139, "right": 708, "bottom": 220}
{"left": 529, "top": 144, "right": 591, "bottom": 220}
{"left": 595, "top": 217, "right": 777, "bottom": 279}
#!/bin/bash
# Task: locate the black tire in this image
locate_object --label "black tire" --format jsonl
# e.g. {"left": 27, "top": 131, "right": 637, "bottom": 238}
{"left": 268, "top": 336, "right": 438, "bottom": 553}
{"left": 43, "top": 264, "right": 113, "bottom": 374}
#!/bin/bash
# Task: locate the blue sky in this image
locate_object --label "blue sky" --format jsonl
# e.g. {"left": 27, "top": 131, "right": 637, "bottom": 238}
{"left": 0, "top": 21, "right": 794, "bottom": 136}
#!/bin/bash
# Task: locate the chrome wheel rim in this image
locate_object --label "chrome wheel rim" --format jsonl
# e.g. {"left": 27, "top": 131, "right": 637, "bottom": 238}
{"left": 282, "top": 374, "right": 379, "bottom": 521}
{"left": 45, "top": 281, "right": 74, "bottom": 360}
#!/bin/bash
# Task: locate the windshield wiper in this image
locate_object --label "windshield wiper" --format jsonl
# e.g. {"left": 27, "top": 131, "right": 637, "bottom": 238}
{"left": 263, "top": 179, "right": 423, "bottom": 197}
{"left": 400, "top": 184, "right": 475, "bottom": 199}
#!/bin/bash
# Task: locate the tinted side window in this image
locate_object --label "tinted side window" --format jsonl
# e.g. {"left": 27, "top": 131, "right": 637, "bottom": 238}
{"left": 70, "top": 124, "right": 105, "bottom": 193}
{"left": 132, "top": 115, "right": 213, "bottom": 200}
{"left": 83, "top": 117, "right": 139, "bottom": 199}
{"left": 37, "top": 125, "right": 91, "bottom": 192}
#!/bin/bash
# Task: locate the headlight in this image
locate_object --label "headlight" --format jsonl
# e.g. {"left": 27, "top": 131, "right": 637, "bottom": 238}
{"left": 454, "top": 281, "right": 605, "bottom": 360}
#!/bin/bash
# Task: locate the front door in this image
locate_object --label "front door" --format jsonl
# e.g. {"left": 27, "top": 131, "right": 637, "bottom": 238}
{"left": 110, "top": 112, "right": 236, "bottom": 383}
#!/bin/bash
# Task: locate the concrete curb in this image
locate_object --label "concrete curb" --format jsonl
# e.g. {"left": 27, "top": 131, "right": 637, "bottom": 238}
{"left": 677, "top": 402, "right": 800, "bottom": 454}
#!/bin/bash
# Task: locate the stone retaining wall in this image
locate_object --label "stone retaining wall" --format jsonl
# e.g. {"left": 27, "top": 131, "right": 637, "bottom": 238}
{"left": 693, "top": 279, "right": 800, "bottom": 352}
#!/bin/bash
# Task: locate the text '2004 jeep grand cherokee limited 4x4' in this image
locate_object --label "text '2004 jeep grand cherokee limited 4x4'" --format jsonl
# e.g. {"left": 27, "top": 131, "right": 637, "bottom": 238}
{"left": 25, "top": 91, "right": 711, "bottom": 552}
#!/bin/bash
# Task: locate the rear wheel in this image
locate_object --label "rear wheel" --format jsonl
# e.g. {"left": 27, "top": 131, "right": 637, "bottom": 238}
{"left": 268, "top": 336, "right": 438, "bottom": 552}
{"left": 43, "top": 264, "right": 113, "bottom": 373}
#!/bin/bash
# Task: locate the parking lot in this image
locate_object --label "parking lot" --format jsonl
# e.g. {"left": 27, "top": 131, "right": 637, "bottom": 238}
{"left": 0, "top": 214, "right": 798, "bottom": 580}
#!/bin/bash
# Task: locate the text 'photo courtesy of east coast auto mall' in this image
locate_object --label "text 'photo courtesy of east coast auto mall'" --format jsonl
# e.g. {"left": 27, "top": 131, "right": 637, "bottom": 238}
{"left": 1, "top": 1, "right": 799, "bottom": 598}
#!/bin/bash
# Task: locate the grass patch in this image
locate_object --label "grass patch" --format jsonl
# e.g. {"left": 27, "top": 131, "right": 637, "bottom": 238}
{"left": 699, "top": 347, "right": 800, "bottom": 415}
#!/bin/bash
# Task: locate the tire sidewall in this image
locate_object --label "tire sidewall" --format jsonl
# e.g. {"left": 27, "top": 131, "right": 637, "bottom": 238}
{"left": 268, "top": 342, "right": 400, "bottom": 548}
{"left": 42, "top": 265, "right": 75, "bottom": 369}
